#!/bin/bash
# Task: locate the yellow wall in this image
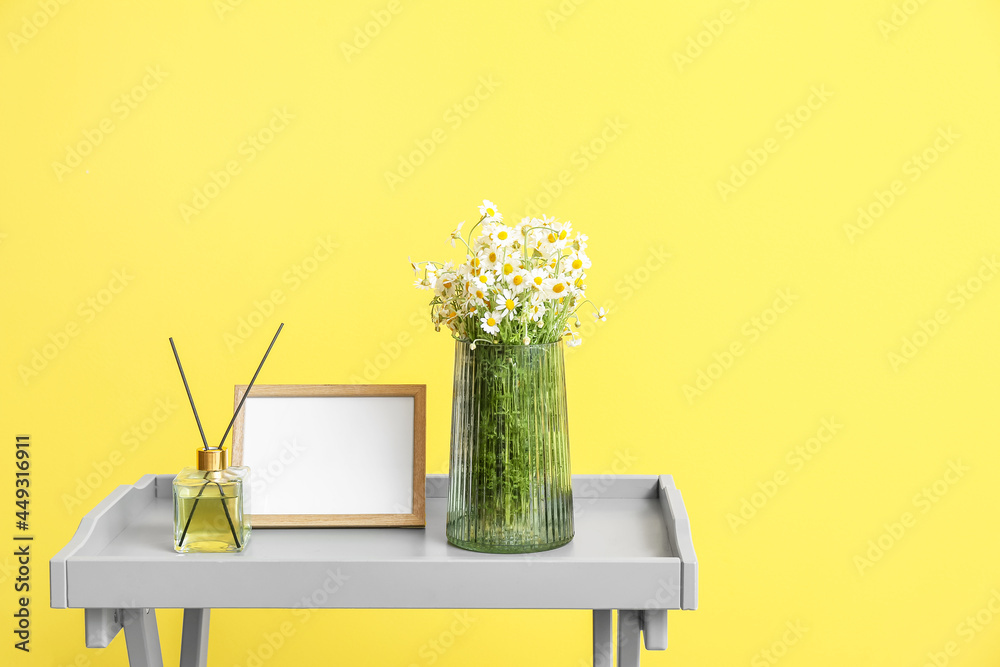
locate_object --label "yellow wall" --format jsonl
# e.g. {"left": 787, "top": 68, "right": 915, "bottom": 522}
{"left": 2, "top": 0, "right": 999, "bottom": 664}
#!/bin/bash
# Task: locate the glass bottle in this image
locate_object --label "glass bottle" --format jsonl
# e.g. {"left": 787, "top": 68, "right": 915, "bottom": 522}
{"left": 173, "top": 447, "right": 251, "bottom": 553}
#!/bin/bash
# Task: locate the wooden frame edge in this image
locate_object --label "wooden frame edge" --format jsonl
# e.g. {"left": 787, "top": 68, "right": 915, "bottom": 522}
{"left": 231, "top": 384, "right": 427, "bottom": 528}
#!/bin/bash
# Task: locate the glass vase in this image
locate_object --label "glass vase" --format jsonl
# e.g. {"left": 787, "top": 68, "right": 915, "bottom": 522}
{"left": 447, "top": 339, "right": 574, "bottom": 553}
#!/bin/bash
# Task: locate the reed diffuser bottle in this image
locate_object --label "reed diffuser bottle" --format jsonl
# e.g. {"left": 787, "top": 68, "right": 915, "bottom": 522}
{"left": 173, "top": 447, "right": 250, "bottom": 553}
{"left": 167, "top": 323, "right": 284, "bottom": 555}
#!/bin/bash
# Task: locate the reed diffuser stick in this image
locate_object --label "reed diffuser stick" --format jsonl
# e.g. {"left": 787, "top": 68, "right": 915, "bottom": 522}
{"left": 169, "top": 338, "right": 210, "bottom": 449}
{"left": 215, "top": 322, "right": 284, "bottom": 450}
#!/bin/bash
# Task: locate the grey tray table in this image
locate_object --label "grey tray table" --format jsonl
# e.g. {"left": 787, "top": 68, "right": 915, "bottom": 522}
{"left": 51, "top": 474, "right": 698, "bottom": 666}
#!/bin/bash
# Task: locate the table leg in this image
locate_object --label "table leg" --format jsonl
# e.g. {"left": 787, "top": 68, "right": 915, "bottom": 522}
{"left": 592, "top": 609, "right": 613, "bottom": 667}
{"left": 617, "top": 610, "right": 641, "bottom": 667}
{"left": 642, "top": 609, "right": 668, "bottom": 650}
{"left": 180, "top": 609, "right": 210, "bottom": 667}
{"left": 122, "top": 608, "right": 163, "bottom": 667}
{"left": 84, "top": 608, "right": 123, "bottom": 648}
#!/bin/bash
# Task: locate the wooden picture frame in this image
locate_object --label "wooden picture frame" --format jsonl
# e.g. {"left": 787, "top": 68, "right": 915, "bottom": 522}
{"left": 231, "top": 384, "right": 426, "bottom": 528}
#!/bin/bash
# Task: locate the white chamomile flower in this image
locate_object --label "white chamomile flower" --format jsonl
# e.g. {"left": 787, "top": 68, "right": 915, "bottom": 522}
{"left": 528, "top": 301, "right": 547, "bottom": 322}
{"left": 491, "top": 224, "right": 516, "bottom": 248}
{"left": 593, "top": 307, "right": 607, "bottom": 322}
{"left": 409, "top": 256, "right": 420, "bottom": 275}
{"left": 555, "top": 220, "right": 573, "bottom": 240}
{"left": 514, "top": 217, "right": 533, "bottom": 239}
{"left": 467, "top": 280, "right": 489, "bottom": 305}
{"left": 572, "top": 233, "right": 588, "bottom": 252}
{"left": 435, "top": 273, "right": 457, "bottom": 296}
{"left": 542, "top": 221, "right": 571, "bottom": 249}
{"left": 478, "top": 247, "right": 502, "bottom": 271}
{"left": 499, "top": 252, "right": 523, "bottom": 278}
{"left": 480, "top": 311, "right": 502, "bottom": 335}
{"left": 530, "top": 229, "right": 551, "bottom": 253}
{"left": 506, "top": 266, "right": 529, "bottom": 292}
{"left": 450, "top": 221, "right": 465, "bottom": 247}
{"left": 479, "top": 199, "right": 502, "bottom": 222}
{"left": 498, "top": 289, "right": 519, "bottom": 319}
{"left": 566, "top": 250, "right": 591, "bottom": 273}
{"left": 474, "top": 270, "right": 496, "bottom": 288}
{"left": 542, "top": 276, "right": 572, "bottom": 300}
{"left": 526, "top": 268, "right": 547, "bottom": 292}
{"left": 565, "top": 330, "right": 582, "bottom": 347}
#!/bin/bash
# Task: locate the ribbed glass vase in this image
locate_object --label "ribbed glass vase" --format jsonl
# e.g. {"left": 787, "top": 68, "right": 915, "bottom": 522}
{"left": 447, "top": 339, "right": 574, "bottom": 553}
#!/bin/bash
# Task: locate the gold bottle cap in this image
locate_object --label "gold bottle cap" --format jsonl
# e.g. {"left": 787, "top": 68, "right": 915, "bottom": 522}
{"left": 197, "top": 448, "right": 229, "bottom": 471}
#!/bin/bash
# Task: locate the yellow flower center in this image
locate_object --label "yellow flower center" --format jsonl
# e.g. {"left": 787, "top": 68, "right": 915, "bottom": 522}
{"left": 553, "top": 283, "right": 566, "bottom": 294}
{"left": 503, "top": 263, "right": 513, "bottom": 275}
{"left": 559, "top": 230, "right": 567, "bottom": 240}
{"left": 487, "top": 208, "right": 495, "bottom": 217}
{"left": 476, "top": 289, "right": 485, "bottom": 299}
{"left": 547, "top": 233, "right": 557, "bottom": 243}
{"left": 572, "top": 259, "right": 583, "bottom": 270}
{"left": 505, "top": 299, "right": 515, "bottom": 310}
{"left": 498, "top": 230, "right": 508, "bottom": 240}
{"left": 533, "top": 276, "right": 543, "bottom": 286}
{"left": 479, "top": 275, "right": 489, "bottom": 284}
{"left": 513, "top": 275, "right": 523, "bottom": 286}
{"left": 575, "top": 277, "right": 584, "bottom": 288}
{"left": 472, "top": 257, "right": 480, "bottom": 267}
{"left": 486, "top": 317, "right": 496, "bottom": 327}
{"left": 443, "top": 280, "right": 453, "bottom": 289}
{"left": 489, "top": 252, "right": 497, "bottom": 262}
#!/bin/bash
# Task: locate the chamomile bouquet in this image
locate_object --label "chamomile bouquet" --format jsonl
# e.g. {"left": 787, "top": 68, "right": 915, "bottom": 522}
{"left": 411, "top": 199, "right": 606, "bottom": 346}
